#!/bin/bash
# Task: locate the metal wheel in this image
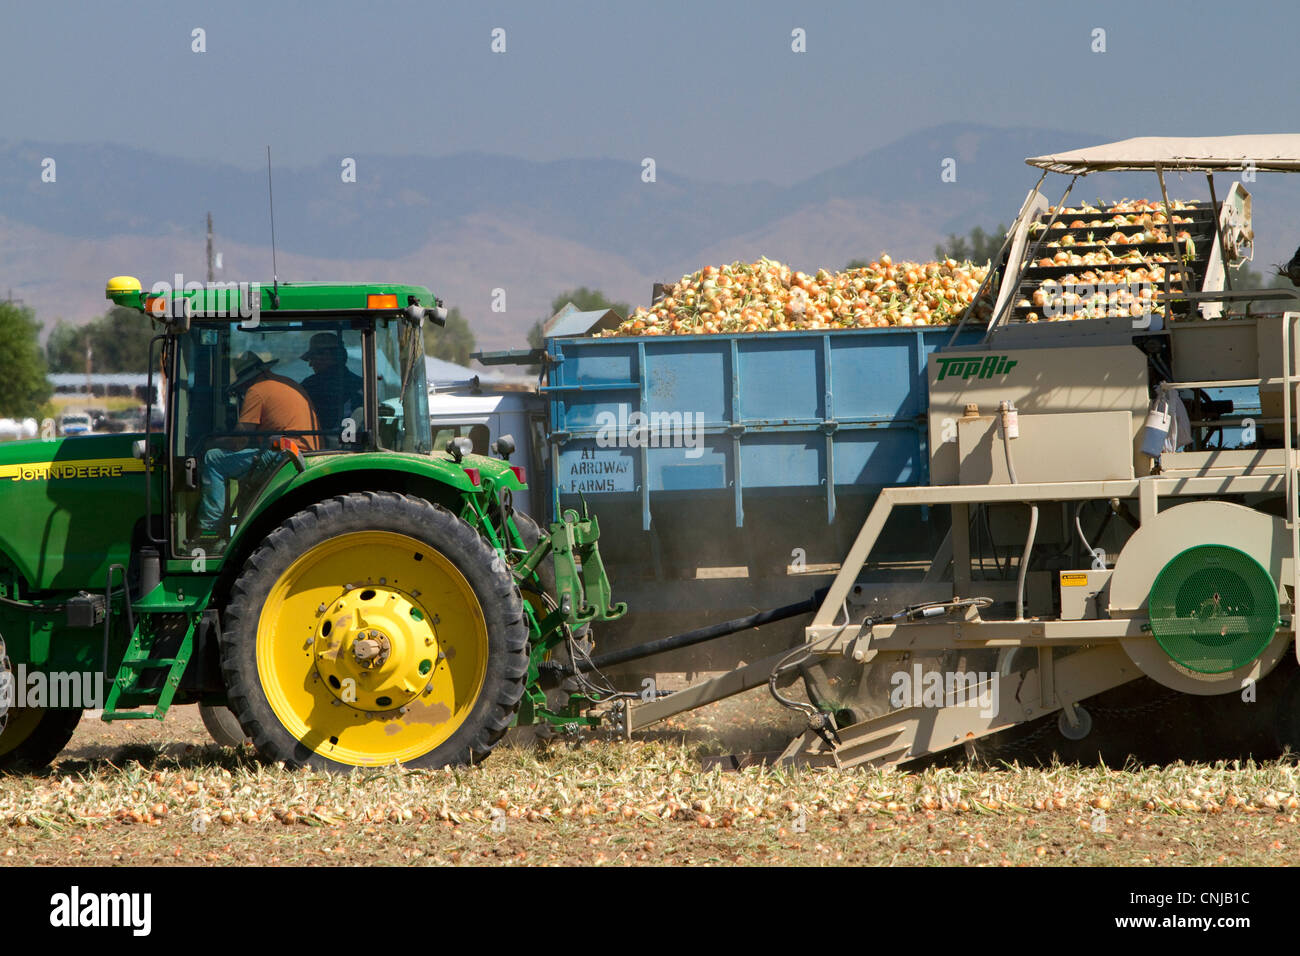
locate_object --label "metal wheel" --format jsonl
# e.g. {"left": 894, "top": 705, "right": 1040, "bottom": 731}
{"left": 0, "top": 636, "right": 83, "bottom": 772}
{"left": 220, "top": 492, "right": 528, "bottom": 771}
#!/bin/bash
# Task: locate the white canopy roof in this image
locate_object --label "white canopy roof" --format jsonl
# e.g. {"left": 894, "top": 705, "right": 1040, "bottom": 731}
{"left": 1026, "top": 135, "right": 1300, "bottom": 174}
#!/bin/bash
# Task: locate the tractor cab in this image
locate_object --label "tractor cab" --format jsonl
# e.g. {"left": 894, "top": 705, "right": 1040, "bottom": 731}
{"left": 106, "top": 276, "right": 446, "bottom": 554}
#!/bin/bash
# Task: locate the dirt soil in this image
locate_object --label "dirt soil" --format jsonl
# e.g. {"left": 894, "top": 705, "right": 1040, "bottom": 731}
{"left": 2, "top": 685, "right": 1299, "bottom": 866}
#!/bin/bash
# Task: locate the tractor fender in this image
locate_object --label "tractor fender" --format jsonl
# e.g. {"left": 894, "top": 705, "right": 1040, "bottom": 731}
{"left": 216, "top": 456, "right": 522, "bottom": 606}
{"left": 226, "top": 452, "right": 520, "bottom": 558}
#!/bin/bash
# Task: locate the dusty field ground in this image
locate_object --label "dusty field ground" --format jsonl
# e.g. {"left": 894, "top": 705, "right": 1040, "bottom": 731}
{"left": 3, "top": 683, "right": 1300, "bottom": 867}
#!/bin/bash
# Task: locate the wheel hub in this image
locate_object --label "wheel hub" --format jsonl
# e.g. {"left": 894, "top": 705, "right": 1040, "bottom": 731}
{"left": 352, "top": 632, "right": 391, "bottom": 668}
{"left": 313, "top": 585, "right": 439, "bottom": 713}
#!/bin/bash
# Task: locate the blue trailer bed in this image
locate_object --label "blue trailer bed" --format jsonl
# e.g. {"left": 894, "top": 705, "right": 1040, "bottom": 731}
{"left": 546, "top": 326, "right": 978, "bottom": 530}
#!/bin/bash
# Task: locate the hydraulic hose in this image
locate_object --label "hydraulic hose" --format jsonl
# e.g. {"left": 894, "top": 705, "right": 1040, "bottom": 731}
{"left": 1016, "top": 505, "right": 1038, "bottom": 622}
{"left": 1001, "top": 401, "right": 1037, "bottom": 621}
{"left": 540, "top": 588, "right": 829, "bottom": 678}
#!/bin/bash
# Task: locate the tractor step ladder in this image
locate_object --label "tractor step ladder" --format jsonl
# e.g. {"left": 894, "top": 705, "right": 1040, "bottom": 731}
{"left": 102, "top": 616, "right": 197, "bottom": 721}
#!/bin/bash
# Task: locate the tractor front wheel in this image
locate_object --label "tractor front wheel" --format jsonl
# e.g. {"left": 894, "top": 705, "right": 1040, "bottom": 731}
{"left": 0, "top": 708, "right": 82, "bottom": 773}
{"left": 220, "top": 492, "right": 528, "bottom": 771}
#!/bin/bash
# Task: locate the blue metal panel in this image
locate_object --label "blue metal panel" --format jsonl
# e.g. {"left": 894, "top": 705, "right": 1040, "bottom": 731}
{"left": 737, "top": 338, "right": 824, "bottom": 422}
{"left": 832, "top": 429, "right": 926, "bottom": 486}
{"left": 645, "top": 342, "right": 732, "bottom": 424}
{"left": 657, "top": 453, "right": 729, "bottom": 491}
{"left": 729, "top": 339, "right": 744, "bottom": 527}
{"left": 548, "top": 326, "right": 980, "bottom": 526}
{"left": 830, "top": 335, "right": 926, "bottom": 421}
{"left": 740, "top": 433, "right": 823, "bottom": 489}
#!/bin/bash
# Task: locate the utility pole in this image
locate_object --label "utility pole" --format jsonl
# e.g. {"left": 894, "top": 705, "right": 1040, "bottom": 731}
{"left": 206, "top": 212, "right": 215, "bottom": 284}
{"left": 84, "top": 337, "right": 94, "bottom": 411}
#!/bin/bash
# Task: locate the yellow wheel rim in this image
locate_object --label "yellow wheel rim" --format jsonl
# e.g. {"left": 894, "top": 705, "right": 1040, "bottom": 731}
{"left": 256, "top": 530, "right": 489, "bottom": 766}
{"left": 0, "top": 708, "right": 43, "bottom": 759}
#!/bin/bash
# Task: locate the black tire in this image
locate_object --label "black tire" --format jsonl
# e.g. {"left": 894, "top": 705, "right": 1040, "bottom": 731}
{"left": 513, "top": 511, "right": 557, "bottom": 600}
{"left": 1273, "top": 666, "right": 1300, "bottom": 755}
{"left": 219, "top": 491, "right": 529, "bottom": 771}
{"left": 0, "top": 708, "right": 82, "bottom": 773}
{"left": 199, "top": 703, "right": 250, "bottom": 748}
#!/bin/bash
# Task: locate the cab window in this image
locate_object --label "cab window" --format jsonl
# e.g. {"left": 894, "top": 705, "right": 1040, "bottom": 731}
{"left": 170, "top": 321, "right": 368, "bottom": 552}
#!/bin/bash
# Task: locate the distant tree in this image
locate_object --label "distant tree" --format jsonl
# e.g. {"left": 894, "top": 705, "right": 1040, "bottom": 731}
{"left": 423, "top": 306, "right": 476, "bottom": 366}
{"left": 0, "top": 302, "right": 52, "bottom": 418}
{"left": 45, "top": 321, "right": 85, "bottom": 374}
{"left": 46, "top": 306, "right": 155, "bottom": 374}
{"left": 95, "top": 306, "right": 155, "bottom": 372}
{"left": 515, "top": 289, "right": 630, "bottom": 376}
{"left": 1218, "top": 259, "right": 1295, "bottom": 312}
{"left": 548, "top": 287, "right": 630, "bottom": 319}
{"left": 523, "top": 320, "right": 547, "bottom": 376}
{"left": 844, "top": 258, "right": 872, "bottom": 270}
{"left": 1233, "top": 260, "right": 1292, "bottom": 291}
{"left": 934, "top": 224, "right": 1008, "bottom": 265}
{"left": 526, "top": 320, "right": 545, "bottom": 351}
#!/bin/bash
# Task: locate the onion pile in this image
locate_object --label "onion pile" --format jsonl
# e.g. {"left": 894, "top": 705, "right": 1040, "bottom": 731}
{"left": 1019, "top": 269, "right": 1167, "bottom": 322}
{"left": 1018, "top": 198, "right": 1205, "bottom": 322}
{"left": 603, "top": 256, "right": 992, "bottom": 337}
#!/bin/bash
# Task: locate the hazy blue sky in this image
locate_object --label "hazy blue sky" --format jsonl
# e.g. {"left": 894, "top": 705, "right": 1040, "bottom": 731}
{"left": 1, "top": 0, "right": 1295, "bottom": 184}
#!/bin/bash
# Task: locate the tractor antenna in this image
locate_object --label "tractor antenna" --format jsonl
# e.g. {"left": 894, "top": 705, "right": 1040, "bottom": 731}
{"left": 266, "top": 145, "right": 279, "bottom": 300}
{"left": 206, "top": 212, "right": 214, "bottom": 283}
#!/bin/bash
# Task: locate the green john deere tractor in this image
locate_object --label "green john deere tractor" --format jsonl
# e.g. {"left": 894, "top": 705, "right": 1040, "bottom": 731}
{"left": 0, "top": 276, "right": 624, "bottom": 772}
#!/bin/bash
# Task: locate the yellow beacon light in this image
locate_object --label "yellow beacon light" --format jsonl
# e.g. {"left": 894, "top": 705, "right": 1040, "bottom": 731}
{"left": 105, "top": 275, "right": 143, "bottom": 306}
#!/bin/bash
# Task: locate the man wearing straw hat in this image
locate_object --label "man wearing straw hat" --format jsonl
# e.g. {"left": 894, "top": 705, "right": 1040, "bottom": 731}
{"left": 197, "top": 351, "right": 320, "bottom": 536}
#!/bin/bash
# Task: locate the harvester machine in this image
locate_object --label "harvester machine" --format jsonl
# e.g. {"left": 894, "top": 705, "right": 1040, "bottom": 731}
{"left": 621, "top": 134, "right": 1300, "bottom": 767}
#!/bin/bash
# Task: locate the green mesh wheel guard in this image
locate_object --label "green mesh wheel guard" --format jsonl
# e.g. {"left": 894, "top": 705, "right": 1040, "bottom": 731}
{"left": 1147, "top": 545, "right": 1280, "bottom": 674}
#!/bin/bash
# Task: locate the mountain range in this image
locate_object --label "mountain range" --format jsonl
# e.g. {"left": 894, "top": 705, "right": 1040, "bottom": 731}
{"left": 4, "top": 122, "right": 1299, "bottom": 352}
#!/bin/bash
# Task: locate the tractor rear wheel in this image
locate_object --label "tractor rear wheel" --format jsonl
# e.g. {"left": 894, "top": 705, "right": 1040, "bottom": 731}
{"left": 220, "top": 492, "right": 529, "bottom": 771}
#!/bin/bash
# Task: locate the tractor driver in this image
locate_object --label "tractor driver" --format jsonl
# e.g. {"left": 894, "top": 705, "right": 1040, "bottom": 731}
{"left": 300, "top": 332, "right": 364, "bottom": 438}
{"left": 197, "top": 351, "right": 321, "bottom": 537}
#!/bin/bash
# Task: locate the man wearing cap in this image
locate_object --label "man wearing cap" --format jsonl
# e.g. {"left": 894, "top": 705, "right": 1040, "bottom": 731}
{"left": 301, "top": 332, "right": 364, "bottom": 437}
{"left": 197, "top": 351, "right": 321, "bottom": 536}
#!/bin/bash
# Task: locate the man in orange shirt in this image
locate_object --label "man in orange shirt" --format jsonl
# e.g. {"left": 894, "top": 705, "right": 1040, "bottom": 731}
{"left": 198, "top": 352, "right": 321, "bottom": 535}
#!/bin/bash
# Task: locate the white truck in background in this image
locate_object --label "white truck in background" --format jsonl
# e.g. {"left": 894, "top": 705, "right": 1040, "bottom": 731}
{"left": 427, "top": 363, "right": 547, "bottom": 520}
